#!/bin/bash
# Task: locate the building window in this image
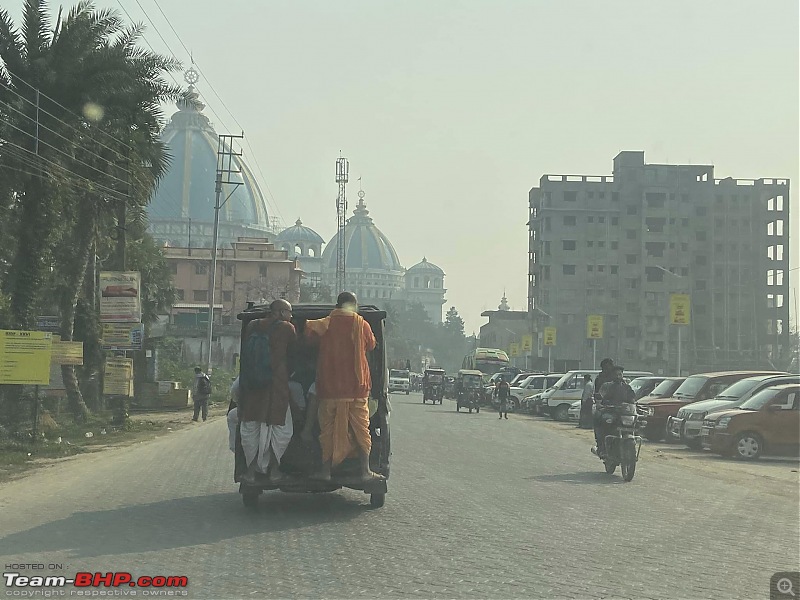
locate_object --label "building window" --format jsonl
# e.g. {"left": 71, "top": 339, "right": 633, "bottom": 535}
{"left": 563, "top": 216, "right": 577, "bottom": 226}
{"left": 645, "top": 218, "right": 666, "bottom": 233}
{"left": 588, "top": 216, "right": 594, "bottom": 223}
{"left": 695, "top": 280, "right": 707, "bottom": 291}
{"left": 563, "top": 265, "right": 576, "bottom": 275}
{"left": 599, "top": 241, "right": 605, "bottom": 248}
{"left": 611, "top": 290, "right": 619, "bottom": 298}
{"left": 646, "top": 193, "right": 666, "bottom": 208}
{"left": 544, "top": 241, "right": 551, "bottom": 256}
{"left": 626, "top": 205, "right": 638, "bottom": 215}
{"left": 611, "top": 266, "right": 619, "bottom": 274}
{"left": 696, "top": 207, "right": 708, "bottom": 216}
{"left": 564, "top": 191, "right": 577, "bottom": 202}
{"left": 681, "top": 218, "right": 689, "bottom": 227}
{"left": 625, "top": 326, "right": 638, "bottom": 338}
{"left": 587, "top": 265, "right": 594, "bottom": 272}
{"left": 611, "top": 241, "right": 618, "bottom": 250}
{"left": 696, "top": 255, "right": 708, "bottom": 266}
{"left": 600, "top": 192, "right": 606, "bottom": 199}
{"left": 680, "top": 268, "right": 689, "bottom": 276}
{"left": 598, "top": 216, "right": 605, "bottom": 223}
{"left": 626, "top": 230, "right": 636, "bottom": 240}
{"left": 645, "top": 267, "right": 664, "bottom": 283}
{"left": 225, "top": 265, "right": 234, "bottom": 277}
{"left": 645, "top": 242, "right": 665, "bottom": 257}
{"left": 195, "top": 264, "right": 207, "bottom": 275}
{"left": 696, "top": 231, "right": 707, "bottom": 242}
{"left": 543, "top": 266, "right": 550, "bottom": 281}
{"left": 626, "top": 254, "right": 637, "bottom": 264}
{"left": 545, "top": 217, "right": 551, "bottom": 231}
{"left": 598, "top": 265, "right": 605, "bottom": 272}
{"left": 611, "top": 217, "right": 619, "bottom": 226}
{"left": 223, "top": 291, "right": 233, "bottom": 302}
{"left": 193, "top": 290, "right": 208, "bottom": 302}
{"left": 175, "top": 289, "right": 185, "bottom": 301}
{"left": 563, "top": 240, "right": 577, "bottom": 251}
{"left": 587, "top": 241, "right": 594, "bottom": 247}
{"left": 626, "top": 278, "right": 639, "bottom": 290}
{"left": 681, "top": 243, "right": 688, "bottom": 251}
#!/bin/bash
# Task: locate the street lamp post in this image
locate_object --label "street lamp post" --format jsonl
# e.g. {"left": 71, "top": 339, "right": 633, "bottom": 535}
{"left": 654, "top": 265, "right": 688, "bottom": 376}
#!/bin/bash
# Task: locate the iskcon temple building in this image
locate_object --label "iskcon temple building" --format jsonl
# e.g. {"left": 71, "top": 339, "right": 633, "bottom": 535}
{"left": 148, "top": 75, "right": 447, "bottom": 327}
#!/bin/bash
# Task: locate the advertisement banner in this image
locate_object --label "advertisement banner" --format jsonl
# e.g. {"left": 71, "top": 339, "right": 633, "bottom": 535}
{"left": 543, "top": 327, "right": 557, "bottom": 346}
{"left": 50, "top": 335, "right": 84, "bottom": 366}
{"left": 35, "top": 315, "right": 61, "bottom": 333}
{"left": 101, "top": 323, "right": 144, "bottom": 350}
{"left": 104, "top": 358, "right": 134, "bottom": 396}
{"left": 587, "top": 315, "right": 604, "bottom": 339}
{"left": 99, "top": 272, "right": 142, "bottom": 322}
{"left": 0, "top": 330, "right": 53, "bottom": 385}
{"left": 509, "top": 343, "right": 520, "bottom": 357}
{"left": 670, "top": 294, "right": 691, "bottom": 325}
{"left": 521, "top": 335, "right": 533, "bottom": 352}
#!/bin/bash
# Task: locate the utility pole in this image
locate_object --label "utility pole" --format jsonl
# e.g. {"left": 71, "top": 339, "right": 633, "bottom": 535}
{"left": 335, "top": 156, "right": 349, "bottom": 293}
{"left": 206, "top": 133, "right": 243, "bottom": 374}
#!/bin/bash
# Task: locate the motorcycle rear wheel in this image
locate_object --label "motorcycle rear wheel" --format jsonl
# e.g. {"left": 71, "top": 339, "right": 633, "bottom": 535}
{"left": 604, "top": 461, "right": 617, "bottom": 474}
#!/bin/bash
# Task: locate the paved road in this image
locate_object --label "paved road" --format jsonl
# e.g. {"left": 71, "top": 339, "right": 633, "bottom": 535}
{"left": 1, "top": 393, "right": 798, "bottom": 599}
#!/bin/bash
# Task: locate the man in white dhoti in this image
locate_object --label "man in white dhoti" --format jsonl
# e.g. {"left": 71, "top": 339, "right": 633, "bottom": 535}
{"left": 238, "top": 299, "right": 297, "bottom": 484}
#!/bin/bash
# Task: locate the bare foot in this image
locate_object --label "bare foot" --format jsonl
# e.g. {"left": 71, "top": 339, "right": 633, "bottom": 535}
{"left": 360, "top": 471, "right": 386, "bottom": 482}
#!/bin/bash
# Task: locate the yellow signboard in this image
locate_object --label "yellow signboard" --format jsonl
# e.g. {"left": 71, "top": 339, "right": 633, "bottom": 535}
{"left": 509, "top": 343, "right": 520, "bottom": 357}
{"left": 104, "top": 358, "right": 134, "bottom": 396}
{"left": 543, "top": 327, "right": 557, "bottom": 346}
{"left": 521, "top": 335, "right": 533, "bottom": 352}
{"left": 0, "top": 330, "right": 53, "bottom": 385}
{"left": 587, "top": 315, "right": 604, "bottom": 339}
{"left": 670, "top": 294, "right": 691, "bottom": 325}
{"left": 101, "top": 323, "right": 144, "bottom": 350}
{"left": 50, "top": 335, "right": 84, "bottom": 366}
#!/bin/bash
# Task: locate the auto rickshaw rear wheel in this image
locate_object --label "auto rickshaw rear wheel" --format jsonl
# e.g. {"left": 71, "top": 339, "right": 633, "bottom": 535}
{"left": 370, "top": 493, "right": 385, "bottom": 508}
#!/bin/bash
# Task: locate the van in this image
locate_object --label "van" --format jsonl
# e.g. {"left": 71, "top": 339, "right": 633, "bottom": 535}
{"left": 542, "top": 369, "right": 653, "bottom": 421}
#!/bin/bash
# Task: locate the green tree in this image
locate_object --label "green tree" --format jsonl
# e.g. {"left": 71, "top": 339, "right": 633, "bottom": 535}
{"left": 443, "top": 306, "right": 465, "bottom": 338}
{"left": 0, "top": 1, "right": 182, "bottom": 420}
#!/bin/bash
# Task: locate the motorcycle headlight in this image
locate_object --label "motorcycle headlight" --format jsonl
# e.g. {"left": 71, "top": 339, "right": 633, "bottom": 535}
{"left": 716, "top": 416, "right": 732, "bottom": 429}
{"left": 603, "top": 415, "right": 615, "bottom": 424}
{"left": 620, "top": 415, "right": 636, "bottom": 426}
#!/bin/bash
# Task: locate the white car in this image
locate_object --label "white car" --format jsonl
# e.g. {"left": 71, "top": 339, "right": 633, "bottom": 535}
{"left": 567, "top": 400, "right": 582, "bottom": 422}
{"left": 388, "top": 369, "right": 410, "bottom": 394}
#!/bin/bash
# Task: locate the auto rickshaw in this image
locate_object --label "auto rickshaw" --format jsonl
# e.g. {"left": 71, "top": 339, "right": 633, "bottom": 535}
{"left": 422, "top": 367, "right": 446, "bottom": 404}
{"left": 456, "top": 369, "right": 483, "bottom": 413}
{"left": 233, "top": 302, "right": 391, "bottom": 509}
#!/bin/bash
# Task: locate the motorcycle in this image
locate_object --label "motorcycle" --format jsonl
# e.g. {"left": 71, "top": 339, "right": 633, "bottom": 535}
{"left": 591, "top": 403, "right": 642, "bottom": 482}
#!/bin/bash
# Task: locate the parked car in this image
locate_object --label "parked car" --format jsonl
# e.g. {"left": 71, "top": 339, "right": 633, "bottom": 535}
{"left": 521, "top": 374, "right": 565, "bottom": 414}
{"left": 628, "top": 376, "right": 669, "bottom": 400}
{"left": 669, "top": 374, "right": 798, "bottom": 448}
{"left": 637, "top": 371, "right": 784, "bottom": 442}
{"left": 542, "top": 369, "right": 653, "bottom": 421}
{"left": 567, "top": 400, "right": 582, "bottom": 422}
{"left": 643, "top": 377, "right": 686, "bottom": 401}
{"left": 511, "top": 374, "right": 560, "bottom": 408}
{"left": 701, "top": 383, "right": 800, "bottom": 460}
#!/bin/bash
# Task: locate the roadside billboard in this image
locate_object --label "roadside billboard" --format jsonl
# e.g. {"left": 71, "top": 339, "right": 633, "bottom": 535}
{"left": 0, "top": 330, "right": 53, "bottom": 385}
{"left": 587, "top": 315, "right": 604, "bottom": 339}
{"left": 99, "top": 272, "right": 142, "bottom": 323}
{"left": 670, "top": 294, "right": 691, "bottom": 325}
{"left": 104, "top": 358, "right": 134, "bottom": 396}
{"left": 101, "top": 323, "right": 144, "bottom": 350}
{"left": 543, "top": 327, "right": 557, "bottom": 346}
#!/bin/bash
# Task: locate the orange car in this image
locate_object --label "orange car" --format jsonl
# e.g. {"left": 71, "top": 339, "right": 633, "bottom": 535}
{"left": 701, "top": 383, "right": 800, "bottom": 460}
{"left": 636, "top": 371, "right": 785, "bottom": 442}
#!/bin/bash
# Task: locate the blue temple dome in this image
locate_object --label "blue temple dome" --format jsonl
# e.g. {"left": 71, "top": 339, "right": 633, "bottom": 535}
{"left": 147, "top": 84, "right": 269, "bottom": 247}
{"left": 322, "top": 197, "right": 403, "bottom": 272}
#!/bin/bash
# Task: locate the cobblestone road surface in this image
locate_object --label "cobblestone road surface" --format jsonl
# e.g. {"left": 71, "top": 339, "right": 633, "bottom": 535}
{"left": 1, "top": 394, "right": 798, "bottom": 599}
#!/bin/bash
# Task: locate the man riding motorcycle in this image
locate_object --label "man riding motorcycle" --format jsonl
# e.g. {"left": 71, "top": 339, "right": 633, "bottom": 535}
{"left": 593, "top": 365, "right": 635, "bottom": 458}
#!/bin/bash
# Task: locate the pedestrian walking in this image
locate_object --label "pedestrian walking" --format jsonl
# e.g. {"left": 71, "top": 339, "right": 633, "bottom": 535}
{"left": 495, "top": 378, "right": 511, "bottom": 419}
{"left": 192, "top": 367, "right": 211, "bottom": 422}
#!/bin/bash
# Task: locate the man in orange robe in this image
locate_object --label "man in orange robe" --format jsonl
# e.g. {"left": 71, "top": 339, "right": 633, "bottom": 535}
{"left": 304, "top": 292, "right": 383, "bottom": 482}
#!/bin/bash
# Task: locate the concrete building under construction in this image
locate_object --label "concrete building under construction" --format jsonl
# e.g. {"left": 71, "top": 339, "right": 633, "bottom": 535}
{"left": 527, "top": 151, "right": 791, "bottom": 374}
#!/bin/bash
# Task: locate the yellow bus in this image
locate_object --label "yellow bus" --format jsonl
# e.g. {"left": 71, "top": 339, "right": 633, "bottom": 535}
{"left": 462, "top": 348, "right": 510, "bottom": 377}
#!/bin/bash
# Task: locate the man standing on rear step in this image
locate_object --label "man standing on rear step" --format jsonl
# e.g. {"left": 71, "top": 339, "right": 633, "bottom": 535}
{"left": 192, "top": 367, "right": 211, "bottom": 422}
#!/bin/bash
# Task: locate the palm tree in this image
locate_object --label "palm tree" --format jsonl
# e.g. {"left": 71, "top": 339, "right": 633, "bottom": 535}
{"left": 0, "top": 0, "right": 182, "bottom": 419}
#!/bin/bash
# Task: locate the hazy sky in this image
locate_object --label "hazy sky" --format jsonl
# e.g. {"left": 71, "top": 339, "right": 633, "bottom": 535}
{"left": 23, "top": 0, "right": 800, "bottom": 334}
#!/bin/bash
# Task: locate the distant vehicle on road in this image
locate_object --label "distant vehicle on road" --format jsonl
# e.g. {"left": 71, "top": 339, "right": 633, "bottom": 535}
{"left": 389, "top": 369, "right": 411, "bottom": 394}
{"left": 462, "top": 348, "right": 510, "bottom": 378}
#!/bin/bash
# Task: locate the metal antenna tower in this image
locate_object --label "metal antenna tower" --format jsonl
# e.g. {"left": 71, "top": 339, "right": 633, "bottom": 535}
{"left": 206, "top": 132, "right": 244, "bottom": 373}
{"left": 335, "top": 155, "right": 349, "bottom": 293}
